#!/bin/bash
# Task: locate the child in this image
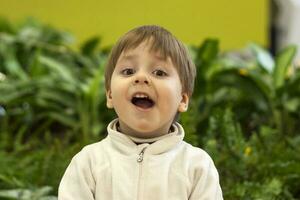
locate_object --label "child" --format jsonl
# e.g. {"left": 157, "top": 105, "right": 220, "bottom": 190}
{"left": 58, "top": 25, "right": 223, "bottom": 200}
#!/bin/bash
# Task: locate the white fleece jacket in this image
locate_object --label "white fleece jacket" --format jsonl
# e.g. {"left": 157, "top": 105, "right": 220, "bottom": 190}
{"left": 58, "top": 119, "right": 223, "bottom": 200}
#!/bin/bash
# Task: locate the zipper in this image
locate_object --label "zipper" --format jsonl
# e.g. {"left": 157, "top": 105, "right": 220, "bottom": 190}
{"left": 137, "top": 146, "right": 147, "bottom": 200}
{"left": 137, "top": 146, "right": 147, "bottom": 162}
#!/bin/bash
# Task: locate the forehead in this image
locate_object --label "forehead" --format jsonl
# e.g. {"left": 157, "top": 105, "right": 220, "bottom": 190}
{"left": 118, "top": 41, "right": 169, "bottom": 63}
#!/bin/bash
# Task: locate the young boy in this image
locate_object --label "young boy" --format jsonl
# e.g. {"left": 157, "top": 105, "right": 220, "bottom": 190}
{"left": 58, "top": 25, "right": 223, "bottom": 200}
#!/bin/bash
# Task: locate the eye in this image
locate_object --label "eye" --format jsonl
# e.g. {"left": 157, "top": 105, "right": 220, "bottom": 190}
{"left": 153, "top": 69, "right": 168, "bottom": 77}
{"left": 121, "top": 68, "right": 135, "bottom": 76}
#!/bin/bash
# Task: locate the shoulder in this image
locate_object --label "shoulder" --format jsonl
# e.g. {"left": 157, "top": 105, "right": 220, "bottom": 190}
{"left": 71, "top": 137, "right": 110, "bottom": 168}
{"left": 178, "top": 141, "right": 219, "bottom": 178}
{"left": 174, "top": 122, "right": 216, "bottom": 167}
{"left": 179, "top": 141, "right": 214, "bottom": 164}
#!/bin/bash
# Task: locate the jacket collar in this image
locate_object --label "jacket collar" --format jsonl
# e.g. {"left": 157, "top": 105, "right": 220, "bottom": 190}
{"left": 107, "top": 119, "right": 184, "bottom": 155}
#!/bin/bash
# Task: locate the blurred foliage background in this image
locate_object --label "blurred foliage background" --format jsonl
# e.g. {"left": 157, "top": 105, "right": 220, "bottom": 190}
{"left": 0, "top": 17, "right": 300, "bottom": 200}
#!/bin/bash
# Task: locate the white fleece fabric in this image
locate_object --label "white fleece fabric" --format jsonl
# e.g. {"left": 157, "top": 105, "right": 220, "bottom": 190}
{"left": 58, "top": 119, "right": 223, "bottom": 200}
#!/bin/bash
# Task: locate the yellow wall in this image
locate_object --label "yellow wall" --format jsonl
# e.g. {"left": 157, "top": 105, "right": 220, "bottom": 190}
{"left": 0, "top": 0, "right": 269, "bottom": 50}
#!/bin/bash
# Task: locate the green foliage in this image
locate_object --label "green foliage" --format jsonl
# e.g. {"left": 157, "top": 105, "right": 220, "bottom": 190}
{"left": 1, "top": 18, "right": 300, "bottom": 199}
{"left": 202, "top": 108, "right": 300, "bottom": 199}
{"left": 0, "top": 186, "right": 57, "bottom": 200}
{"left": 182, "top": 40, "right": 300, "bottom": 199}
{"left": 0, "top": 17, "right": 115, "bottom": 198}
{"left": 0, "top": 17, "right": 114, "bottom": 147}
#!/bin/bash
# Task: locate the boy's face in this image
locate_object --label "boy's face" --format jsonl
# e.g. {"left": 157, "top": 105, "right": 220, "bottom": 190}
{"left": 106, "top": 40, "right": 189, "bottom": 138}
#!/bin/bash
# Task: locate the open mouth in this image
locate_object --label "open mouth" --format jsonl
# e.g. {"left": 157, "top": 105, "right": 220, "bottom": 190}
{"left": 131, "top": 93, "right": 155, "bottom": 109}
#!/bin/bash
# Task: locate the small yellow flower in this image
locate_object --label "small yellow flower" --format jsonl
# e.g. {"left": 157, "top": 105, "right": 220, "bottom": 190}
{"left": 239, "top": 68, "right": 248, "bottom": 76}
{"left": 286, "top": 65, "right": 294, "bottom": 78}
{"left": 244, "top": 146, "right": 252, "bottom": 156}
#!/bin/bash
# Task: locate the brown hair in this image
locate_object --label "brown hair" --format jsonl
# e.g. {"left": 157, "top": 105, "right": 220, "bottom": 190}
{"left": 104, "top": 25, "right": 196, "bottom": 97}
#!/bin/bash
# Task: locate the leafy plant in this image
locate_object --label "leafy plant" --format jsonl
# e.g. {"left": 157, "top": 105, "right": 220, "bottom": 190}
{"left": 0, "top": 17, "right": 114, "bottom": 149}
{"left": 202, "top": 107, "right": 300, "bottom": 199}
{"left": 185, "top": 39, "right": 300, "bottom": 139}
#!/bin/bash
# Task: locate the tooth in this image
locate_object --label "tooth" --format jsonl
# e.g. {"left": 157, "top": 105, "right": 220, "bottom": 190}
{"left": 134, "top": 93, "right": 149, "bottom": 98}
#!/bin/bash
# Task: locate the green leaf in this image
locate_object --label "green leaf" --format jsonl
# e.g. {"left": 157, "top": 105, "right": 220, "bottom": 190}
{"left": 249, "top": 43, "right": 275, "bottom": 73}
{"left": 209, "top": 69, "right": 270, "bottom": 111}
{"left": 0, "top": 80, "right": 36, "bottom": 104}
{"left": 196, "top": 38, "right": 219, "bottom": 63}
{"left": 0, "top": 17, "right": 15, "bottom": 33}
{"left": 47, "top": 112, "right": 78, "bottom": 128}
{"left": 37, "top": 88, "right": 76, "bottom": 108}
{"left": 38, "top": 55, "right": 75, "bottom": 83}
{"left": 80, "top": 36, "right": 100, "bottom": 55}
{"left": 3, "top": 48, "right": 28, "bottom": 80}
{"left": 273, "top": 45, "right": 297, "bottom": 89}
{"left": 0, "top": 186, "right": 57, "bottom": 200}
{"left": 283, "top": 98, "right": 300, "bottom": 112}
{"left": 0, "top": 188, "right": 31, "bottom": 199}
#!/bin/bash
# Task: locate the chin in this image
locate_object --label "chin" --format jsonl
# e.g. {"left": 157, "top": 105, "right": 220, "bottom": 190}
{"left": 134, "top": 123, "right": 154, "bottom": 132}
{"left": 132, "top": 122, "right": 157, "bottom": 134}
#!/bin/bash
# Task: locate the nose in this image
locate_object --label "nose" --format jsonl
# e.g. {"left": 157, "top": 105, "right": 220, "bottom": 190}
{"left": 133, "top": 72, "right": 150, "bottom": 85}
{"left": 135, "top": 79, "right": 149, "bottom": 84}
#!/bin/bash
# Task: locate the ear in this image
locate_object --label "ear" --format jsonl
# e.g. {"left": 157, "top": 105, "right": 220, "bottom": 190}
{"left": 106, "top": 89, "right": 114, "bottom": 108}
{"left": 178, "top": 93, "right": 189, "bottom": 112}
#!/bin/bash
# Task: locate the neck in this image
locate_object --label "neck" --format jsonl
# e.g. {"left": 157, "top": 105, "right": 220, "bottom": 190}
{"left": 117, "top": 120, "right": 173, "bottom": 139}
{"left": 115, "top": 121, "right": 177, "bottom": 144}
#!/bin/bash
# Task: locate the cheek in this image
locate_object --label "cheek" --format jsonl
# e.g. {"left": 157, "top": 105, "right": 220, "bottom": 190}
{"left": 111, "top": 86, "right": 124, "bottom": 100}
{"left": 110, "top": 81, "right": 123, "bottom": 101}
{"left": 158, "top": 84, "right": 182, "bottom": 107}
{"left": 110, "top": 78, "right": 131, "bottom": 103}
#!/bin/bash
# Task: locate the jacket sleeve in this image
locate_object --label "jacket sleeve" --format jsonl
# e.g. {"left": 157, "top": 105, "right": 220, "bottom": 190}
{"left": 58, "top": 151, "right": 95, "bottom": 200}
{"left": 188, "top": 155, "right": 223, "bottom": 200}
